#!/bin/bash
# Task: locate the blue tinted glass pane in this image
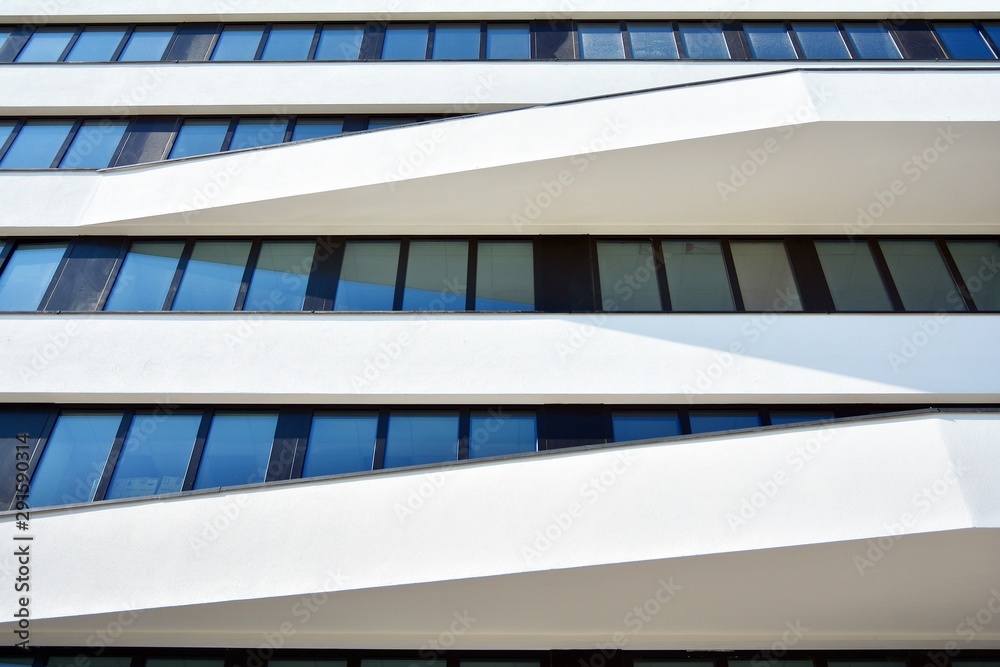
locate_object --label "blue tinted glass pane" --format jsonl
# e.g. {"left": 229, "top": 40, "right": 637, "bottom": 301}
{"left": 65, "top": 27, "right": 127, "bottom": 61}
{"left": 367, "top": 117, "right": 413, "bottom": 130}
{"left": 15, "top": 28, "right": 74, "bottom": 62}
{"left": 303, "top": 413, "right": 379, "bottom": 476}
{"left": 315, "top": 25, "right": 364, "bottom": 60}
{"left": 984, "top": 24, "right": 1000, "bottom": 52}
{"left": 579, "top": 23, "right": 624, "bottom": 59}
{"left": 291, "top": 118, "right": 344, "bottom": 141}
{"left": 769, "top": 411, "right": 835, "bottom": 426}
{"left": 384, "top": 412, "right": 459, "bottom": 468}
{"left": 744, "top": 23, "right": 798, "bottom": 59}
{"left": 117, "top": 27, "right": 172, "bottom": 61}
{"left": 211, "top": 26, "right": 264, "bottom": 60}
{"left": 793, "top": 23, "right": 852, "bottom": 59}
{"left": 432, "top": 24, "right": 480, "bottom": 60}
{"left": 28, "top": 413, "right": 123, "bottom": 508}
{"left": 172, "top": 241, "right": 252, "bottom": 311}
{"left": 469, "top": 412, "right": 537, "bottom": 458}
{"left": 105, "top": 241, "right": 185, "bottom": 311}
{"left": 168, "top": 120, "right": 229, "bottom": 159}
{"left": 228, "top": 119, "right": 288, "bottom": 150}
{"left": 193, "top": 413, "right": 277, "bottom": 489}
{"left": 612, "top": 412, "right": 682, "bottom": 442}
{"left": 0, "top": 121, "right": 15, "bottom": 152}
{"left": 382, "top": 25, "right": 428, "bottom": 60}
{"left": 690, "top": 411, "right": 761, "bottom": 434}
{"left": 334, "top": 241, "right": 400, "bottom": 311}
{"left": 678, "top": 23, "right": 729, "bottom": 59}
{"left": 627, "top": 23, "right": 679, "bottom": 59}
{"left": 105, "top": 414, "right": 201, "bottom": 499}
{"left": 402, "top": 240, "right": 468, "bottom": 310}
{"left": 261, "top": 25, "right": 316, "bottom": 60}
{"left": 879, "top": 240, "right": 966, "bottom": 311}
{"left": 487, "top": 24, "right": 530, "bottom": 59}
{"left": 843, "top": 23, "right": 901, "bottom": 59}
{"left": 0, "top": 29, "right": 12, "bottom": 53}
{"left": 0, "top": 243, "right": 66, "bottom": 311}
{"left": 476, "top": 241, "right": 534, "bottom": 311}
{"left": 0, "top": 120, "right": 74, "bottom": 169}
{"left": 934, "top": 23, "right": 996, "bottom": 59}
{"left": 59, "top": 120, "right": 128, "bottom": 169}
{"left": 244, "top": 241, "right": 315, "bottom": 311}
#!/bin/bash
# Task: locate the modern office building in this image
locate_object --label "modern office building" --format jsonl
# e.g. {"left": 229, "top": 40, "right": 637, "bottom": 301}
{"left": 0, "top": 0, "right": 999, "bottom": 665}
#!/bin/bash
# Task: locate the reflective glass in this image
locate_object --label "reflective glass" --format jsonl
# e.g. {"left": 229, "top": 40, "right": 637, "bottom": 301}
{"left": 933, "top": 23, "right": 996, "bottom": 59}
{"left": 432, "top": 24, "right": 481, "bottom": 60}
{"left": 744, "top": 23, "right": 798, "bottom": 59}
{"left": 65, "top": 27, "right": 128, "bottom": 61}
{"left": 843, "top": 23, "right": 902, "bottom": 59}
{"left": 469, "top": 412, "right": 537, "bottom": 458}
{"left": 15, "top": 28, "right": 75, "bottom": 62}
{"left": 0, "top": 29, "right": 11, "bottom": 54}
{"left": 402, "top": 240, "right": 468, "bottom": 310}
{"left": 363, "top": 661, "right": 441, "bottom": 667}
{"left": 261, "top": 25, "right": 316, "bottom": 60}
{"left": 678, "top": 23, "right": 730, "bottom": 59}
{"left": 0, "top": 121, "right": 16, "bottom": 154}
{"left": 627, "top": 23, "right": 679, "bottom": 59}
{"left": 28, "top": 412, "right": 122, "bottom": 508}
{"left": 689, "top": 410, "right": 761, "bottom": 434}
{"left": 193, "top": 413, "right": 277, "bottom": 489}
{"left": 171, "top": 240, "right": 252, "bottom": 311}
{"left": 303, "top": 413, "right": 379, "bottom": 477}
{"left": 612, "top": 412, "right": 682, "bottom": 442}
{"left": 731, "top": 661, "right": 811, "bottom": 667}
{"left": 487, "top": 24, "right": 530, "bottom": 59}
{"left": 291, "top": 118, "right": 344, "bottom": 141}
{"left": 315, "top": 25, "right": 364, "bottom": 60}
{"left": 49, "top": 659, "right": 130, "bottom": 667}
{"left": 211, "top": 25, "right": 264, "bottom": 60}
{"left": 769, "top": 411, "right": 835, "bottom": 426}
{"left": 0, "top": 120, "right": 74, "bottom": 169}
{"left": 105, "top": 414, "right": 201, "bottom": 499}
{"left": 168, "top": 120, "right": 230, "bottom": 159}
{"left": 271, "top": 661, "right": 347, "bottom": 667}
{"left": 59, "top": 120, "right": 129, "bottom": 169}
{"left": 579, "top": 23, "right": 625, "bottom": 59}
{"left": 383, "top": 412, "right": 459, "bottom": 468}
{"left": 382, "top": 24, "right": 429, "bottom": 60}
{"left": 597, "top": 241, "right": 662, "bottom": 312}
{"left": 116, "top": 26, "right": 173, "bottom": 62}
{"left": 476, "top": 241, "right": 534, "bottom": 311}
{"left": 730, "top": 241, "right": 802, "bottom": 311}
{"left": 367, "top": 117, "right": 413, "bottom": 130}
{"left": 984, "top": 24, "right": 1000, "bottom": 52}
{"left": 147, "top": 659, "right": 224, "bottom": 667}
{"left": 228, "top": 118, "right": 288, "bottom": 151}
{"left": 244, "top": 240, "right": 315, "bottom": 311}
{"left": 105, "top": 241, "right": 185, "bottom": 311}
{"left": 815, "top": 241, "right": 893, "bottom": 311}
{"left": 879, "top": 240, "right": 966, "bottom": 311}
{"left": 661, "top": 240, "right": 734, "bottom": 311}
{"left": 793, "top": 23, "right": 852, "bottom": 59}
{"left": 334, "top": 241, "right": 400, "bottom": 311}
{"left": 0, "top": 243, "right": 66, "bottom": 311}
{"left": 947, "top": 240, "right": 1000, "bottom": 311}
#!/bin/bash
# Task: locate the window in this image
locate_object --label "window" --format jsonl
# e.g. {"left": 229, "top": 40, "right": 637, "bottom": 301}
{"left": 28, "top": 412, "right": 123, "bottom": 508}
{"left": 193, "top": 413, "right": 278, "bottom": 489}
{"left": 469, "top": 411, "right": 537, "bottom": 458}
{"left": 984, "top": 24, "right": 1000, "bottom": 52}
{"left": 244, "top": 240, "right": 315, "bottom": 311}
{"left": 105, "top": 241, "right": 185, "bottom": 311}
{"left": 315, "top": 25, "right": 364, "bottom": 60}
{"left": 475, "top": 241, "right": 534, "bottom": 311}
{"left": 64, "top": 26, "right": 128, "bottom": 61}
{"left": 171, "top": 240, "right": 252, "bottom": 311}
{"left": 381, "top": 24, "right": 429, "bottom": 60}
{"left": 14, "top": 28, "right": 75, "bottom": 62}
{"left": 0, "top": 29, "right": 12, "bottom": 53}
{"left": 48, "top": 659, "right": 130, "bottom": 667}
{"left": 627, "top": 23, "right": 679, "bottom": 59}
{"left": 0, "top": 243, "right": 67, "bottom": 311}
{"left": 432, "top": 24, "right": 481, "bottom": 60}
{"left": 211, "top": 25, "right": 265, "bottom": 61}
{"left": 486, "top": 24, "right": 530, "bottom": 59}
{"left": 334, "top": 241, "right": 400, "bottom": 311}
{"left": 383, "top": 412, "right": 459, "bottom": 468}
{"left": 261, "top": 25, "right": 316, "bottom": 60}
{"left": 579, "top": 23, "right": 625, "bottom": 59}
{"left": 689, "top": 410, "right": 761, "bottom": 434}
{"left": 291, "top": 118, "right": 344, "bottom": 141}
{"left": 744, "top": 23, "right": 798, "bottom": 59}
{"left": 612, "top": 412, "right": 682, "bottom": 442}
{"left": 946, "top": 240, "right": 1000, "bottom": 311}
{"left": 303, "top": 413, "right": 379, "bottom": 477}
{"left": 597, "top": 241, "right": 662, "bottom": 312}
{"left": 678, "top": 22, "right": 729, "bottom": 59}
{"left": 116, "top": 26, "right": 173, "bottom": 62}
{"left": 879, "top": 240, "right": 965, "bottom": 311}
{"left": 228, "top": 118, "right": 288, "bottom": 150}
{"left": 815, "top": 241, "right": 893, "bottom": 311}
{"left": 0, "top": 120, "right": 75, "bottom": 169}
{"left": 769, "top": 411, "right": 835, "bottom": 425}
{"left": 661, "top": 240, "right": 735, "bottom": 311}
{"left": 933, "top": 22, "right": 996, "bottom": 59}
{"left": 843, "top": 23, "right": 902, "bottom": 59}
{"left": 729, "top": 241, "right": 802, "bottom": 311}
{"left": 105, "top": 413, "right": 201, "bottom": 499}
{"left": 367, "top": 117, "right": 414, "bottom": 130}
{"left": 792, "top": 22, "right": 852, "bottom": 59}
{"left": 402, "top": 240, "right": 468, "bottom": 310}
{"left": 58, "top": 120, "right": 129, "bottom": 169}
{"left": 168, "top": 119, "right": 231, "bottom": 159}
